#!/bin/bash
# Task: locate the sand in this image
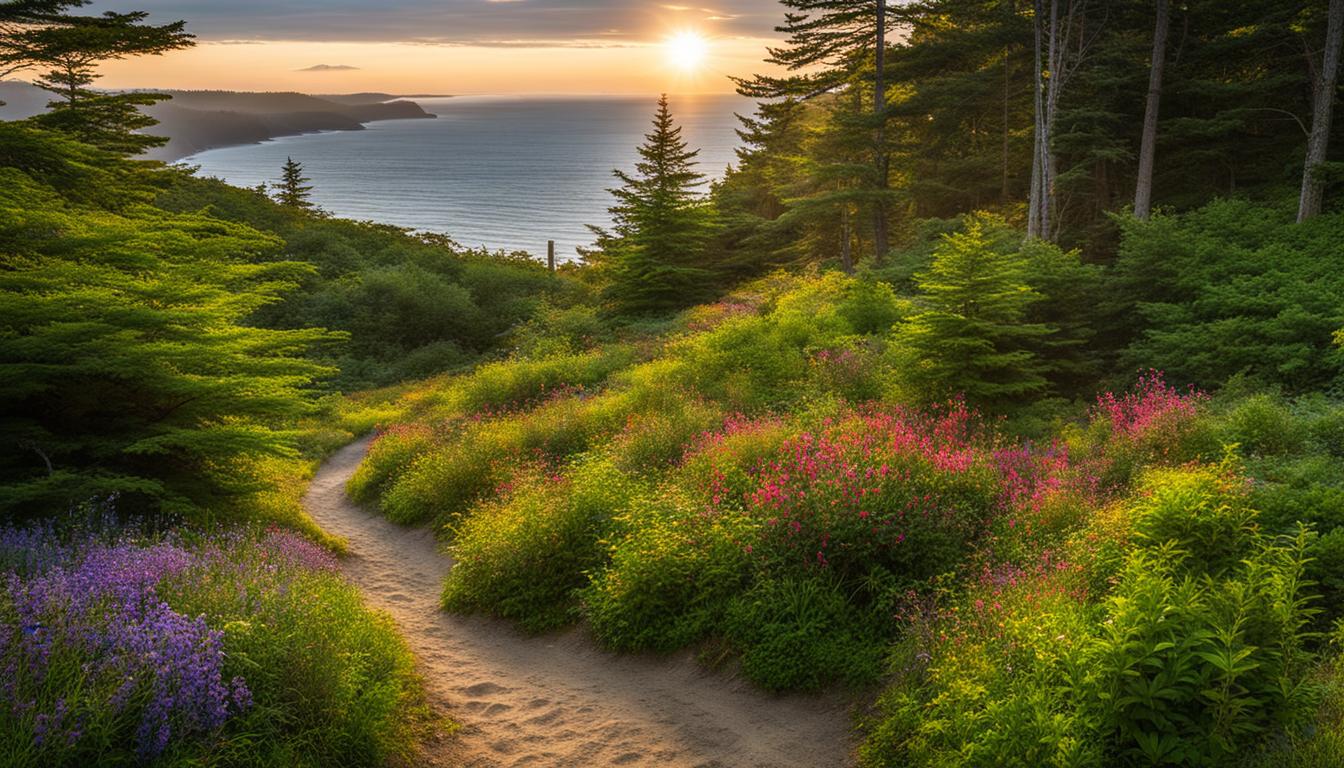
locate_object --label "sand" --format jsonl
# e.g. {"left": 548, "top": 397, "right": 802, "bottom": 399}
{"left": 303, "top": 438, "right": 858, "bottom": 768}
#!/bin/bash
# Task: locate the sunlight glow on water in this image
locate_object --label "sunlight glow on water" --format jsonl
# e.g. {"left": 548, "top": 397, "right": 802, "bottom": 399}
{"left": 183, "top": 95, "right": 749, "bottom": 263}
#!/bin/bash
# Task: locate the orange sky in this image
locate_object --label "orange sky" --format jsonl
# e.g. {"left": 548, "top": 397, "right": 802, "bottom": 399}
{"left": 92, "top": 35, "right": 775, "bottom": 95}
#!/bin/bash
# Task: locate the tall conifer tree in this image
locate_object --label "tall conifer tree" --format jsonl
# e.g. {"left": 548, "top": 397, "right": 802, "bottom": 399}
{"left": 735, "top": 0, "right": 896, "bottom": 263}
{"left": 276, "top": 157, "right": 315, "bottom": 210}
{"left": 588, "top": 95, "right": 716, "bottom": 315}
{"left": 1, "top": 1, "right": 193, "bottom": 153}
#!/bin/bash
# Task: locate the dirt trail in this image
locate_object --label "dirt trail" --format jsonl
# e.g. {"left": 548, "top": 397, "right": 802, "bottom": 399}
{"left": 303, "top": 438, "right": 857, "bottom": 768}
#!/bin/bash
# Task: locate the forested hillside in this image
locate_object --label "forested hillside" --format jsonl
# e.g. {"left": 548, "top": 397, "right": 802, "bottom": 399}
{"left": 4, "top": 0, "right": 1344, "bottom": 766}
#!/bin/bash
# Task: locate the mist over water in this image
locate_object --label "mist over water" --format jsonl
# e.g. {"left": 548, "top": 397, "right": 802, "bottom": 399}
{"left": 183, "top": 95, "right": 750, "bottom": 263}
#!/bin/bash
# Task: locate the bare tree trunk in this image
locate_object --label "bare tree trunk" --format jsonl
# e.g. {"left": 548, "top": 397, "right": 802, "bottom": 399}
{"left": 1134, "top": 0, "right": 1170, "bottom": 220}
{"left": 840, "top": 205, "right": 854, "bottom": 274}
{"left": 1299, "top": 0, "right": 1344, "bottom": 222}
{"left": 1028, "top": 0, "right": 1046, "bottom": 238}
{"left": 873, "top": 0, "right": 890, "bottom": 263}
{"left": 1040, "top": 0, "right": 1064, "bottom": 240}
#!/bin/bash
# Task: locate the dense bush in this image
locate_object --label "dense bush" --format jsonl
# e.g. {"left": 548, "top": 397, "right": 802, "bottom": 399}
{"left": 1113, "top": 200, "right": 1344, "bottom": 394}
{"left": 155, "top": 173, "right": 570, "bottom": 389}
{"left": 723, "top": 574, "right": 884, "bottom": 691}
{"left": 862, "top": 465, "right": 1318, "bottom": 768}
{"left": 583, "top": 489, "right": 758, "bottom": 653}
{"left": 0, "top": 522, "right": 427, "bottom": 767}
{"left": 442, "top": 459, "right": 637, "bottom": 631}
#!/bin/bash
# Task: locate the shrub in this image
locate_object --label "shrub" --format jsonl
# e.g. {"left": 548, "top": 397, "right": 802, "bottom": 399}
{"left": 1130, "top": 464, "right": 1259, "bottom": 577}
{"left": 606, "top": 397, "right": 722, "bottom": 474}
{"left": 1078, "top": 371, "right": 1211, "bottom": 488}
{"left": 861, "top": 567, "right": 1098, "bottom": 768}
{"left": 674, "top": 415, "right": 792, "bottom": 507}
{"left": 723, "top": 574, "right": 883, "bottom": 691}
{"left": 861, "top": 463, "right": 1318, "bottom": 768}
{"left": 1092, "top": 536, "right": 1316, "bottom": 766}
{"left": 347, "top": 423, "right": 438, "bottom": 504}
{"left": 583, "top": 491, "right": 758, "bottom": 652}
{"left": 1216, "top": 394, "right": 1307, "bottom": 457}
{"left": 1113, "top": 200, "right": 1344, "bottom": 394}
{"left": 740, "top": 405, "right": 1001, "bottom": 583}
{"left": 442, "top": 459, "right": 638, "bottom": 632}
{"left": 0, "top": 524, "right": 426, "bottom": 768}
{"left": 837, "top": 278, "right": 904, "bottom": 335}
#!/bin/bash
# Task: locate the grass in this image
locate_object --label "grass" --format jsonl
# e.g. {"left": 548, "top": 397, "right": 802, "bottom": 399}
{"left": 340, "top": 271, "right": 1344, "bottom": 765}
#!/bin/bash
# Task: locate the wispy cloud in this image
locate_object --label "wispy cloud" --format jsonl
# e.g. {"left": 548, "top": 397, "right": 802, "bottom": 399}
{"left": 85, "top": 0, "right": 781, "bottom": 44}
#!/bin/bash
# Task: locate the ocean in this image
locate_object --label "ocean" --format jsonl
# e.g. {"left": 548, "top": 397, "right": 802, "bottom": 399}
{"left": 182, "top": 95, "right": 752, "bottom": 263}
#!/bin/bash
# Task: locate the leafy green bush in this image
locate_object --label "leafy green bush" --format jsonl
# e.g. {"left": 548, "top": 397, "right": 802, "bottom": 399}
{"left": 723, "top": 574, "right": 883, "bottom": 691}
{"left": 837, "top": 278, "right": 904, "bottom": 334}
{"left": 1216, "top": 394, "right": 1307, "bottom": 457}
{"left": 1093, "top": 535, "right": 1316, "bottom": 766}
{"left": 442, "top": 459, "right": 637, "bottom": 632}
{"left": 862, "top": 463, "right": 1319, "bottom": 768}
{"left": 583, "top": 492, "right": 758, "bottom": 652}
{"left": 607, "top": 396, "right": 722, "bottom": 474}
{"left": 1113, "top": 200, "right": 1344, "bottom": 394}
{"left": 1130, "top": 465, "right": 1259, "bottom": 576}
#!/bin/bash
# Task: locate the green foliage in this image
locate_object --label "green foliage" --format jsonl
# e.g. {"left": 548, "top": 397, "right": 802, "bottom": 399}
{"left": 1130, "top": 465, "right": 1259, "bottom": 577}
{"left": 837, "top": 277, "right": 904, "bottom": 334}
{"left": 896, "top": 216, "right": 1055, "bottom": 407}
{"left": 587, "top": 95, "right": 719, "bottom": 316}
{"left": 154, "top": 172, "right": 566, "bottom": 390}
{"left": 724, "top": 574, "right": 884, "bottom": 691}
{"left": 0, "top": 130, "right": 335, "bottom": 519}
{"left": 1093, "top": 533, "right": 1317, "bottom": 766}
{"left": 583, "top": 491, "right": 758, "bottom": 652}
{"left": 1113, "top": 200, "right": 1344, "bottom": 394}
{"left": 442, "top": 459, "right": 637, "bottom": 632}
{"left": 861, "top": 464, "right": 1319, "bottom": 768}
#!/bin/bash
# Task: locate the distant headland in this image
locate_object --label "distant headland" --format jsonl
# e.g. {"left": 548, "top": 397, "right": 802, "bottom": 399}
{"left": 0, "top": 81, "right": 442, "bottom": 161}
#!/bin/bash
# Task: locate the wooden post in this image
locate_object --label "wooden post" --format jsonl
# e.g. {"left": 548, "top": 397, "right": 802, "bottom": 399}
{"left": 547, "top": 240, "right": 556, "bottom": 273}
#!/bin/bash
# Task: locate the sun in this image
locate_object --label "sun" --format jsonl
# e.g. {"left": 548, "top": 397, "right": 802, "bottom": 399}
{"left": 665, "top": 31, "right": 709, "bottom": 72}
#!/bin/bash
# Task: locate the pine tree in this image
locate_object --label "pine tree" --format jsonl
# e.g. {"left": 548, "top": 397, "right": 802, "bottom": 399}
{"left": 0, "top": 124, "right": 334, "bottom": 517}
{"left": 3, "top": 3, "right": 193, "bottom": 154}
{"left": 897, "top": 216, "right": 1054, "bottom": 406}
{"left": 275, "top": 157, "right": 315, "bottom": 210}
{"left": 588, "top": 95, "right": 717, "bottom": 315}
{"left": 735, "top": 0, "right": 897, "bottom": 263}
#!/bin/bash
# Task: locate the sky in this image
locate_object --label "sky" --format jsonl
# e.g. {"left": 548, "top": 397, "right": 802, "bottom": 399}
{"left": 85, "top": 1, "right": 786, "bottom": 95}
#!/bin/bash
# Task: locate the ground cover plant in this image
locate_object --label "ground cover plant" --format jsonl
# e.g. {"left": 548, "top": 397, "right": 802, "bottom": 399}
{"left": 352, "top": 267, "right": 1344, "bottom": 762}
{"left": 0, "top": 516, "right": 432, "bottom": 767}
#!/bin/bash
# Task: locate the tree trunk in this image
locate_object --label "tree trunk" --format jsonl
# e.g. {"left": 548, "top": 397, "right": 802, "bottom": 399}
{"left": 1134, "top": 0, "right": 1170, "bottom": 220}
{"left": 1299, "top": 0, "right": 1344, "bottom": 222}
{"left": 1028, "top": 0, "right": 1046, "bottom": 238}
{"left": 873, "top": 0, "right": 890, "bottom": 263}
{"left": 1040, "top": 0, "right": 1062, "bottom": 240}
{"left": 840, "top": 205, "right": 854, "bottom": 274}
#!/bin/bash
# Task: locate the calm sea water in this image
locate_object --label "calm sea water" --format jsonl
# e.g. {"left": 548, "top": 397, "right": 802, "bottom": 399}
{"left": 183, "top": 95, "right": 751, "bottom": 262}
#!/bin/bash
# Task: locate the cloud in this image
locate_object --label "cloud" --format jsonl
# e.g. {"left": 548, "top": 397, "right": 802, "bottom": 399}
{"left": 84, "top": 0, "right": 782, "bottom": 44}
{"left": 298, "top": 63, "right": 360, "bottom": 71}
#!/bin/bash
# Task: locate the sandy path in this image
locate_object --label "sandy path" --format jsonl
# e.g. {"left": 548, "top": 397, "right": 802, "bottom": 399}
{"left": 303, "top": 438, "right": 857, "bottom": 768}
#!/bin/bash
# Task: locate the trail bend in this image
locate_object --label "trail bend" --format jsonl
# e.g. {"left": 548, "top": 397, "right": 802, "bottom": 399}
{"left": 304, "top": 438, "right": 856, "bottom": 768}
